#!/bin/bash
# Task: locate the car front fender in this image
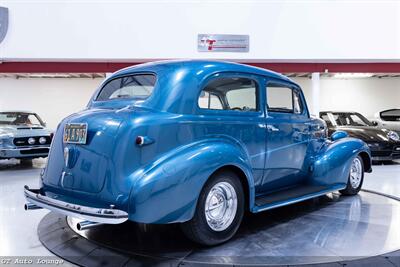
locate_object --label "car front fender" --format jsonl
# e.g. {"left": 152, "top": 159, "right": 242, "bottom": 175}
{"left": 127, "top": 137, "right": 254, "bottom": 224}
{"left": 311, "top": 137, "right": 371, "bottom": 186}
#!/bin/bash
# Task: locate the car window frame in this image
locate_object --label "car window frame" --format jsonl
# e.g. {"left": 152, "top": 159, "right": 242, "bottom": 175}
{"left": 196, "top": 72, "right": 263, "bottom": 117}
{"left": 94, "top": 72, "right": 157, "bottom": 102}
{"left": 265, "top": 80, "right": 309, "bottom": 118}
{"left": 0, "top": 112, "right": 45, "bottom": 127}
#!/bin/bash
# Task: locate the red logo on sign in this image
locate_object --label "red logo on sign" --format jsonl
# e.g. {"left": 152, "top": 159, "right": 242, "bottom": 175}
{"left": 205, "top": 39, "right": 216, "bottom": 50}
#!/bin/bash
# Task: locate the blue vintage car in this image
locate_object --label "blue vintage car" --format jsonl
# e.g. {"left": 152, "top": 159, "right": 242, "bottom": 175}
{"left": 0, "top": 111, "right": 53, "bottom": 161}
{"left": 25, "top": 60, "right": 372, "bottom": 245}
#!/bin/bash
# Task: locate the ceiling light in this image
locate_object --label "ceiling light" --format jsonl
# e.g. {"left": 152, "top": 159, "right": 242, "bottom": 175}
{"left": 28, "top": 73, "right": 71, "bottom": 78}
{"left": 333, "top": 73, "right": 374, "bottom": 79}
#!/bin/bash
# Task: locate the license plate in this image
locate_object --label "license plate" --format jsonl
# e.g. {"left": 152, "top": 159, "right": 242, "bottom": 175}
{"left": 63, "top": 123, "right": 87, "bottom": 144}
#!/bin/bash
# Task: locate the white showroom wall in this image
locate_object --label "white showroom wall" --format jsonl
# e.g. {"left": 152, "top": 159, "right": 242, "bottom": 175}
{"left": 1, "top": 0, "right": 400, "bottom": 61}
{"left": 0, "top": 78, "right": 102, "bottom": 130}
{"left": 294, "top": 77, "right": 400, "bottom": 118}
{"left": 0, "top": 76, "right": 398, "bottom": 129}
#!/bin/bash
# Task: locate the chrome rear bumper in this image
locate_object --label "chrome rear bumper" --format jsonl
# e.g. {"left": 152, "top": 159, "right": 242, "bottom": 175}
{"left": 24, "top": 186, "right": 128, "bottom": 224}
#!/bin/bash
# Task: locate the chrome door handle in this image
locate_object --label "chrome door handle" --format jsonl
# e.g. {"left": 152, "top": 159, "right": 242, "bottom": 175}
{"left": 267, "top": 125, "right": 279, "bottom": 132}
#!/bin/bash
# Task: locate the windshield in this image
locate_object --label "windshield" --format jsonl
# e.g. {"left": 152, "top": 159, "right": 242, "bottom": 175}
{"left": 0, "top": 112, "right": 44, "bottom": 126}
{"left": 321, "top": 112, "right": 373, "bottom": 127}
{"left": 96, "top": 74, "right": 156, "bottom": 101}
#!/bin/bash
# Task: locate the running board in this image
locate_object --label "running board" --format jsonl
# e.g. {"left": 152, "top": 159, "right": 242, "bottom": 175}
{"left": 253, "top": 184, "right": 346, "bottom": 213}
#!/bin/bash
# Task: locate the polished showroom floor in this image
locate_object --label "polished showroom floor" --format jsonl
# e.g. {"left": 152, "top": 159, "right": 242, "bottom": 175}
{"left": 0, "top": 158, "right": 399, "bottom": 265}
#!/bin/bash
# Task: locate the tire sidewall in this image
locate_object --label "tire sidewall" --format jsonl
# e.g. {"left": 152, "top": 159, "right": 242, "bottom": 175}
{"left": 194, "top": 171, "right": 244, "bottom": 244}
{"left": 345, "top": 155, "right": 364, "bottom": 195}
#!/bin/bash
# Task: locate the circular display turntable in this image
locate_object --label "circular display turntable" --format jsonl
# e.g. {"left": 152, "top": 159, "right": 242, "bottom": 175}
{"left": 38, "top": 191, "right": 400, "bottom": 266}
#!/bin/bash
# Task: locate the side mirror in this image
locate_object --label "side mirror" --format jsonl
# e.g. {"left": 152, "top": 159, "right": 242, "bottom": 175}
{"left": 43, "top": 122, "right": 47, "bottom": 127}
{"left": 331, "top": 130, "right": 348, "bottom": 141}
{"left": 371, "top": 121, "right": 378, "bottom": 126}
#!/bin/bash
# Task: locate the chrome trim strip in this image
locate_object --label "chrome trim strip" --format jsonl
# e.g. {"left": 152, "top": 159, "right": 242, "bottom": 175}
{"left": 253, "top": 185, "right": 346, "bottom": 213}
{"left": 24, "top": 186, "right": 128, "bottom": 224}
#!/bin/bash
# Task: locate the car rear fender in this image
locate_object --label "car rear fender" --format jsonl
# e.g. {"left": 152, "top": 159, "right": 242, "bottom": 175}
{"left": 127, "top": 137, "right": 254, "bottom": 224}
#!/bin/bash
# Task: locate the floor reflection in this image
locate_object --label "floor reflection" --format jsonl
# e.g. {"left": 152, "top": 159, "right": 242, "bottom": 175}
{"left": 68, "top": 191, "right": 400, "bottom": 265}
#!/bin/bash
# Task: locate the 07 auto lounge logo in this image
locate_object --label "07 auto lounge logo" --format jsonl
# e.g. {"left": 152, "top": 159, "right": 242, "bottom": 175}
{"left": 0, "top": 7, "right": 9, "bottom": 44}
{"left": 198, "top": 34, "right": 249, "bottom": 52}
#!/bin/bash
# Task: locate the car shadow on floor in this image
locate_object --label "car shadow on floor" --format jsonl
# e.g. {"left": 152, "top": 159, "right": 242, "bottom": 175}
{"left": 0, "top": 158, "right": 46, "bottom": 171}
{"left": 372, "top": 160, "right": 400, "bottom": 166}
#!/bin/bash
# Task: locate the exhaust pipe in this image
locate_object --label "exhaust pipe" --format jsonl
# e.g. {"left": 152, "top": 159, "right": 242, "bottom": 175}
{"left": 76, "top": 220, "right": 103, "bottom": 231}
{"left": 24, "top": 203, "right": 43, "bottom": 210}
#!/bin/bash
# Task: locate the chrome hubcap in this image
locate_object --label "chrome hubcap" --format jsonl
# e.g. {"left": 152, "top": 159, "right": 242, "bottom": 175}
{"left": 350, "top": 157, "right": 362, "bottom": 189}
{"left": 204, "top": 181, "right": 237, "bottom": 232}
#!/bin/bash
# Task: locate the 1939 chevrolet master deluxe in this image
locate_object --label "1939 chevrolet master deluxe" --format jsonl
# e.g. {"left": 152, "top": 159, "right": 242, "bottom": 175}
{"left": 25, "top": 61, "right": 372, "bottom": 245}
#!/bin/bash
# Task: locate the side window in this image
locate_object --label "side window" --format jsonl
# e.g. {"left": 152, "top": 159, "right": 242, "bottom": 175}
{"left": 321, "top": 113, "right": 333, "bottom": 127}
{"left": 267, "top": 84, "right": 302, "bottom": 114}
{"left": 198, "top": 77, "right": 258, "bottom": 112}
{"left": 293, "top": 90, "right": 302, "bottom": 114}
{"left": 198, "top": 92, "right": 223, "bottom": 110}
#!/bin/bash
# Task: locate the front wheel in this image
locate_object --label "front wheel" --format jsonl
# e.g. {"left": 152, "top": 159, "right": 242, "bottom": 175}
{"left": 340, "top": 155, "right": 364, "bottom": 196}
{"left": 181, "top": 170, "right": 244, "bottom": 246}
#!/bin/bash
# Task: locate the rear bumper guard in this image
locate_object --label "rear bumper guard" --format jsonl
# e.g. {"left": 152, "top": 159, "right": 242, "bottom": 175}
{"left": 24, "top": 185, "right": 128, "bottom": 224}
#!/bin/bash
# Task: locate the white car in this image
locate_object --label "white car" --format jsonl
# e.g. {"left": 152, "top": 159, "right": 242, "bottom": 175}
{"left": 373, "top": 109, "right": 400, "bottom": 132}
{"left": 0, "top": 111, "right": 53, "bottom": 161}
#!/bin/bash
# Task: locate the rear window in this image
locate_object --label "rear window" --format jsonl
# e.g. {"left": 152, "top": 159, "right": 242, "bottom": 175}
{"left": 96, "top": 74, "right": 156, "bottom": 101}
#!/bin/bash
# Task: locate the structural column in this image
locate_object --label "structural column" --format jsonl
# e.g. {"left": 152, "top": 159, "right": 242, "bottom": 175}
{"left": 311, "top": 72, "right": 320, "bottom": 116}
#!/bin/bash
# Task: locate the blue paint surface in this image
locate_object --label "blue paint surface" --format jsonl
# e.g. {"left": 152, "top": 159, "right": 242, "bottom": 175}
{"left": 40, "top": 60, "right": 371, "bottom": 223}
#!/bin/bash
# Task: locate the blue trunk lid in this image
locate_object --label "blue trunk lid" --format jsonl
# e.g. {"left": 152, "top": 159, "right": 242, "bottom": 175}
{"left": 44, "top": 108, "right": 126, "bottom": 193}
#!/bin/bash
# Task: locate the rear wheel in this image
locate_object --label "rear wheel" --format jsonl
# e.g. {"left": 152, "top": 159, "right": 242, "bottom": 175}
{"left": 340, "top": 155, "right": 364, "bottom": 196}
{"left": 181, "top": 170, "right": 244, "bottom": 246}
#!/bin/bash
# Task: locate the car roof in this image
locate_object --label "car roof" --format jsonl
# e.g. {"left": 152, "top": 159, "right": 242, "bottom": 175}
{"left": 90, "top": 60, "right": 301, "bottom": 114}
{"left": 112, "top": 60, "right": 294, "bottom": 83}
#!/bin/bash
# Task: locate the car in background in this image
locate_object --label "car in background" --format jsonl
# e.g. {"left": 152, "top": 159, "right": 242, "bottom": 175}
{"left": 373, "top": 109, "right": 400, "bottom": 132}
{"left": 320, "top": 111, "right": 400, "bottom": 162}
{"left": 0, "top": 111, "right": 53, "bottom": 162}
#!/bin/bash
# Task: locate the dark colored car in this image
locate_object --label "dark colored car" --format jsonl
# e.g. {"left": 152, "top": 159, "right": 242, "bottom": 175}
{"left": 320, "top": 111, "right": 400, "bottom": 161}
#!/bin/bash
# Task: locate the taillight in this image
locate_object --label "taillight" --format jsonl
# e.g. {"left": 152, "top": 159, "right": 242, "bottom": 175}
{"left": 135, "top": 136, "right": 144, "bottom": 146}
{"left": 135, "top": 136, "right": 154, "bottom": 146}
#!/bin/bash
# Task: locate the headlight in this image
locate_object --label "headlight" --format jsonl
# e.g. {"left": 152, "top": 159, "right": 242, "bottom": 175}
{"left": 387, "top": 131, "right": 400, "bottom": 141}
{"left": 39, "top": 137, "right": 47, "bottom": 144}
{"left": 28, "top": 137, "right": 36, "bottom": 145}
{"left": 0, "top": 134, "right": 12, "bottom": 147}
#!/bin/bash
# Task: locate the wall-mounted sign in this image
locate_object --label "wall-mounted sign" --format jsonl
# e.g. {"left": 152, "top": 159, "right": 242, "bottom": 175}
{"left": 0, "top": 7, "right": 9, "bottom": 44}
{"left": 198, "top": 34, "right": 249, "bottom": 52}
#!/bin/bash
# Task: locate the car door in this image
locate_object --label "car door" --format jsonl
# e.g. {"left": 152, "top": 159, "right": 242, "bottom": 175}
{"left": 258, "top": 80, "right": 311, "bottom": 194}
{"left": 197, "top": 73, "right": 267, "bottom": 186}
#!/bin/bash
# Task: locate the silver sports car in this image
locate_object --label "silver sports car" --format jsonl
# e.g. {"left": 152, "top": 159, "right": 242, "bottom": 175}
{"left": 0, "top": 111, "right": 53, "bottom": 160}
{"left": 373, "top": 109, "right": 400, "bottom": 132}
